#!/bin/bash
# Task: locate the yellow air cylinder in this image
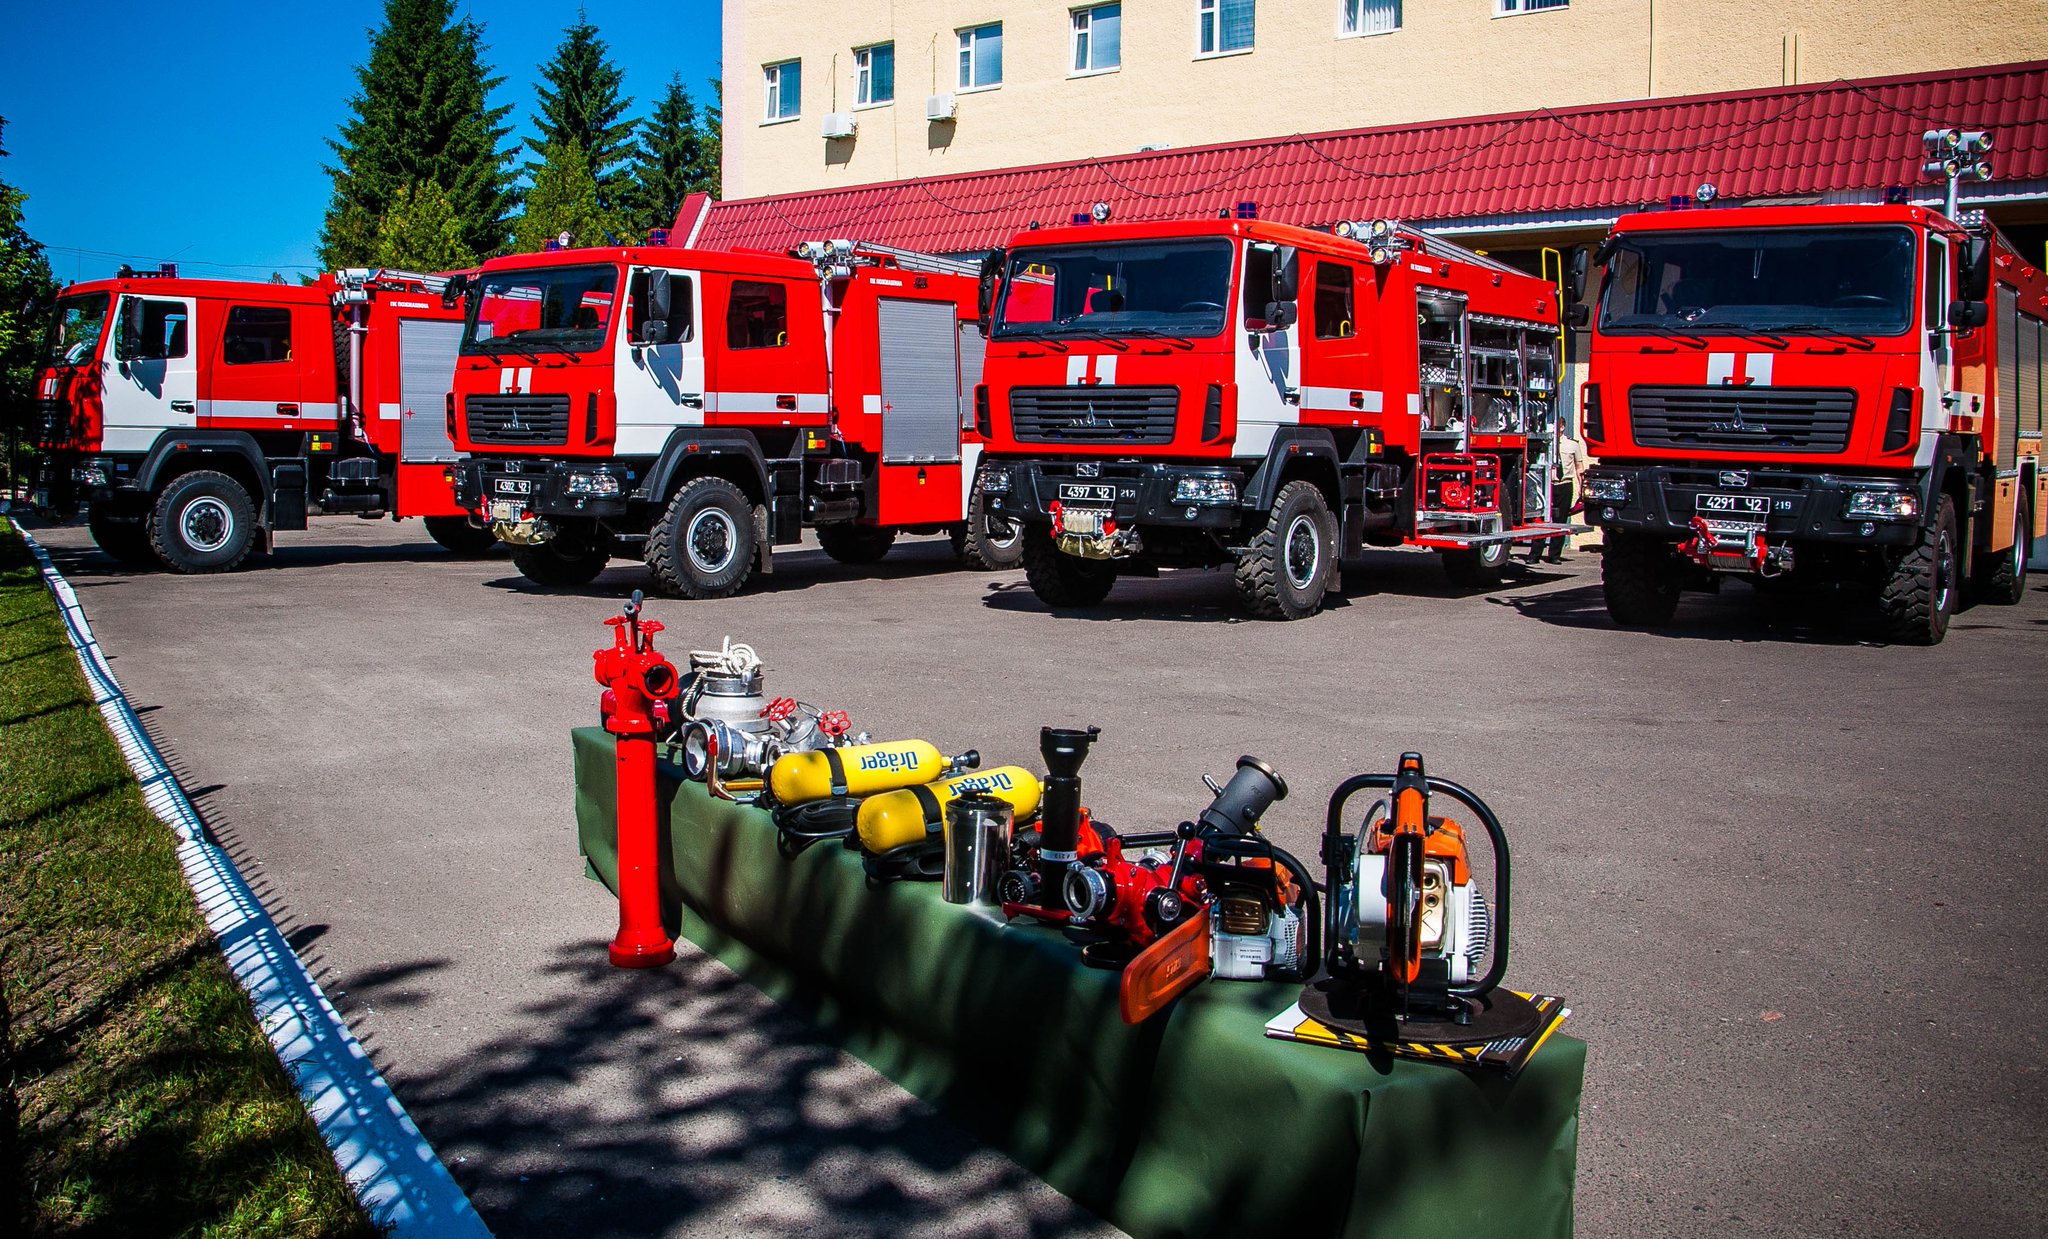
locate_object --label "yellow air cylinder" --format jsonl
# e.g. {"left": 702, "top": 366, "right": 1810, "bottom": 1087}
{"left": 768, "top": 740, "right": 951, "bottom": 805}
{"left": 856, "top": 766, "right": 1043, "bottom": 854}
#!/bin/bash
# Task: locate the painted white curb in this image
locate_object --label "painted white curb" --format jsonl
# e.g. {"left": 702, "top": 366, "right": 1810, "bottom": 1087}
{"left": 19, "top": 528, "right": 493, "bottom": 1239}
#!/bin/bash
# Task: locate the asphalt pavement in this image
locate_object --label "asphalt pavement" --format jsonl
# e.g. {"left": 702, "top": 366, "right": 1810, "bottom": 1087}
{"left": 23, "top": 514, "right": 2048, "bottom": 1239}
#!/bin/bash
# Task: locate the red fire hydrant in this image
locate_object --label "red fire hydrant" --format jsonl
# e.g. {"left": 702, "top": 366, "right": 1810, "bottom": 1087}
{"left": 593, "top": 590, "right": 680, "bottom": 968}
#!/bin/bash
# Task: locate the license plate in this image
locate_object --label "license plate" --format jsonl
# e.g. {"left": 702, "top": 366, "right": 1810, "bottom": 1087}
{"left": 1696, "top": 492, "right": 1768, "bottom": 517}
{"left": 489, "top": 500, "right": 524, "bottom": 523}
{"left": 494, "top": 477, "right": 532, "bottom": 496}
{"left": 1061, "top": 507, "right": 1107, "bottom": 537}
{"left": 1058, "top": 482, "right": 1116, "bottom": 505}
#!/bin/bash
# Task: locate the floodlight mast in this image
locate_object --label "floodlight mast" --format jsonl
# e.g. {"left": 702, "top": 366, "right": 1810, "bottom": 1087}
{"left": 1922, "top": 129, "right": 1994, "bottom": 218}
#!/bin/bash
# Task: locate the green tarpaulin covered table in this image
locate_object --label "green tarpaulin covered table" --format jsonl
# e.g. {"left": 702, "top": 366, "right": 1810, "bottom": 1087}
{"left": 572, "top": 727, "right": 1583, "bottom": 1238}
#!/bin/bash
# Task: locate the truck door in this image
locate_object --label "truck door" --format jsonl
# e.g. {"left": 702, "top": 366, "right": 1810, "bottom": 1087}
{"left": 1924, "top": 236, "right": 1955, "bottom": 423}
{"left": 398, "top": 317, "right": 465, "bottom": 462}
{"left": 616, "top": 267, "right": 705, "bottom": 454}
{"left": 1298, "top": 256, "right": 1374, "bottom": 424}
{"left": 706, "top": 274, "right": 826, "bottom": 424}
{"left": 876, "top": 296, "right": 965, "bottom": 523}
{"left": 102, "top": 293, "right": 197, "bottom": 452}
{"left": 209, "top": 300, "right": 302, "bottom": 429}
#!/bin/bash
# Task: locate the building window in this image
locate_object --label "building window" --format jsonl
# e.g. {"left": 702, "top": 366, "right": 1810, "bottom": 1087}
{"left": 727, "top": 281, "right": 790, "bottom": 350}
{"left": 1198, "top": 0, "right": 1254, "bottom": 56}
{"left": 1072, "top": 5, "right": 1121, "bottom": 75}
{"left": 1495, "top": 0, "right": 1568, "bottom": 14}
{"left": 1341, "top": 0, "right": 1400, "bottom": 36}
{"left": 222, "top": 306, "right": 293, "bottom": 364}
{"left": 855, "top": 43, "right": 894, "bottom": 106}
{"left": 1313, "top": 263, "right": 1356, "bottom": 339}
{"left": 763, "top": 60, "right": 800, "bottom": 122}
{"left": 958, "top": 23, "right": 1003, "bottom": 90}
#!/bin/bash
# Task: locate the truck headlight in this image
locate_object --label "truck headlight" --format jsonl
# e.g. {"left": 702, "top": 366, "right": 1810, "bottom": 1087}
{"left": 565, "top": 472, "right": 622, "bottom": 498}
{"left": 980, "top": 469, "right": 1011, "bottom": 495}
{"left": 1844, "top": 489, "right": 1919, "bottom": 520}
{"left": 1582, "top": 474, "right": 1630, "bottom": 503}
{"left": 1173, "top": 477, "right": 1237, "bottom": 504}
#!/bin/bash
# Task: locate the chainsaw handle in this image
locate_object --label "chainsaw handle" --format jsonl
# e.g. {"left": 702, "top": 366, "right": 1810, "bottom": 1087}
{"left": 1322, "top": 772, "right": 1511, "bottom": 998}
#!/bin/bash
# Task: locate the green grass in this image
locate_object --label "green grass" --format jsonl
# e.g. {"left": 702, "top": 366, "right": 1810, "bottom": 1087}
{"left": 0, "top": 517, "right": 380, "bottom": 1238}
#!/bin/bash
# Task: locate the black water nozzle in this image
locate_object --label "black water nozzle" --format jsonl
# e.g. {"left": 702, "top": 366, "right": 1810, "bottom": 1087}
{"left": 1035, "top": 725, "right": 1101, "bottom": 909}
{"left": 1197, "top": 755, "right": 1288, "bottom": 837}
{"left": 1039, "top": 726, "right": 1101, "bottom": 779}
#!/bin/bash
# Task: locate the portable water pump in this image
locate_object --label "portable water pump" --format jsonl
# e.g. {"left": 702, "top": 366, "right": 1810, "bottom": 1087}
{"left": 1302, "top": 752, "right": 1543, "bottom": 1042}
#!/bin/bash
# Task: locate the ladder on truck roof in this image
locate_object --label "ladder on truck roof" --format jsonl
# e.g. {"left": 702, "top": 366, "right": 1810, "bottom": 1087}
{"left": 792, "top": 239, "right": 981, "bottom": 279}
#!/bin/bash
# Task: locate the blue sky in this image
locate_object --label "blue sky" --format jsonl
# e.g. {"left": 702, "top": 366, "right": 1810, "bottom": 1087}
{"left": 1, "top": 1, "right": 722, "bottom": 285}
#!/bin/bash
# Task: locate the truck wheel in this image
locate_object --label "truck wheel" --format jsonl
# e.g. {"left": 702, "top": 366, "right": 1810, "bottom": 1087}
{"left": 149, "top": 470, "right": 257, "bottom": 574}
{"left": 423, "top": 515, "right": 497, "bottom": 557}
{"left": 646, "top": 476, "right": 757, "bottom": 599}
{"left": 1878, "top": 494, "right": 1960, "bottom": 645}
{"left": 1601, "top": 530, "right": 1683, "bottom": 627}
{"left": 1441, "top": 541, "right": 1509, "bottom": 588}
{"left": 816, "top": 523, "right": 897, "bottom": 565}
{"left": 510, "top": 524, "right": 612, "bottom": 587}
{"left": 954, "top": 476, "right": 1026, "bottom": 570}
{"left": 87, "top": 501, "right": 156, "bottom": 567}
{"left": 1236, "top": 481, "right": 1337, "bottom": 620}
{"left": 1971, "top": 493, "right": 2030, "bottom": 606}
{"left": 1021, "top": 527, "right": 1116, "bottom": 608}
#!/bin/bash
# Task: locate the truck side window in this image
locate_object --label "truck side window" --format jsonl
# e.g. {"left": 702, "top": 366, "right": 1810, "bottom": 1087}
{"left": 122, "top": 299, "right": 190, "bottom": 360}
{"left": 727, "top": 280, "right": 788, "bottom": 349}
{"left": 1313, "top": 262, "right": 1355, "bottom": 339}
{"left": 631, "top": 272, "right": 696, "bottom": 343}
{"left": 222, "top": 306, "right": 293, "bottom": 364}
{"left": 1924, "top": 240, "right": 1948, "bottom": 331}
{"left": 1242, "top": 245, "right": 1275, "bottom": 328}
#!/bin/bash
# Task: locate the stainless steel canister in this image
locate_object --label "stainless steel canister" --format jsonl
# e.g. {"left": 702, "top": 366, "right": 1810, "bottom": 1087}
{"left": 943, "top": 792, "right": 1012, "bottom": 906}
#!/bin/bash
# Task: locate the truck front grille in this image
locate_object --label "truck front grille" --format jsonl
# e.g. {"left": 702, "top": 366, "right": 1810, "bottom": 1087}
{"left": 1629, "top": 386, "right": 1855, "bottom": 454}
{"left": 1008, "top": 386, "right": 1178, "bottom": 445}
{"left": 465, "top": 394, "right": 571, "bottom": 446}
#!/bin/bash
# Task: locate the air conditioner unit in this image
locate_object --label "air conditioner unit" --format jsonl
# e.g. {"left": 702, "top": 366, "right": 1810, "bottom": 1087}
{"left": 822, "top": 112, "right": 857, "bottom": 140}
{"left": 927, "top": 93, "right": 957, "bottom": 122}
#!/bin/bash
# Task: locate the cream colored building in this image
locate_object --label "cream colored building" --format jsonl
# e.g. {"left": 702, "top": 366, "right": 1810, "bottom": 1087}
{"left": 722, "top": 0, "right": 2048, "bottom": 200}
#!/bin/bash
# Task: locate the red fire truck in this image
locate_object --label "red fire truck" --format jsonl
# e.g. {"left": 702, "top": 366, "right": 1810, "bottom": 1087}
{"left": 447, "top": 240, "right": 1019, "bottom": 594}
{"left": 33, "top": 266, "right": 485, "bottom": 571}
{"left": 973, "top": 214, "right": 1574, "bottom": 619}
{"left": 1573, "top": 203, "right": 2046, "bottom": 644}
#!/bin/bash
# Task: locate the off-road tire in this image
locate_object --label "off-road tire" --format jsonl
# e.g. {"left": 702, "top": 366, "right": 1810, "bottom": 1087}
{"left": 1021, "top": 526, "right": 1116, "bottom": 608}
{"left": 510, "top": 524, "right": 612, "bottom": 587}
{"left": 954, "top": 475, "right": 1026, "bottom": 570}
{"left": 1601, "top": 529, "right": 1683, "bottom": 627}
{"left": 1235, "top": 480, "right": 1337, "bottom": 620}
{"left": 646, "top": 476, "right": 757, "bottom": 599}
{"left": 149, "top": 470, "right": 257, "bottom": 574}
{"left": 1878, "top": 494, "right": 1959, "bottom": 645}
{"left": 816, "top": 523, "right": 897, "bottom": 565}
{"left": 1441, "top": 541, "right": 1510, "bottom": 588}
{"left": 87, "top": 501, "right": 156, "bottom": 567}
{"left": 423, "top": 515, "right": 497, "bottom": 557}
{"left": 1971, "top": 492, "right": 2030, "bottom": 606}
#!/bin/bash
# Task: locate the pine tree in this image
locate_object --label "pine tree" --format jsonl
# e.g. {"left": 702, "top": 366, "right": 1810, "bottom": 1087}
{"left": 514, "top": 142, "right": 625, "bottom": 253}
{"left": 373, "top": 182, "right": 477, "bottom": 272}
{"left": 623, "top": 75, "right": 722, "bottom": 236}
{"left": 529, "top": 12, "right": 636, "bottom": 214}
{"left": 318, "top": 0, "right": 514, "bottom": 268}
{"left": 0, "top": 117, "right": 59, "bottom": 494}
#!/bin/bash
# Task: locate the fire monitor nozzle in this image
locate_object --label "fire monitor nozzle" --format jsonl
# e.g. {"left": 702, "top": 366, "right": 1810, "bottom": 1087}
{"left": 1036, "top": 725, "right": 1101, "bottom": 908}
{"left": 1197, "top": 755, "right": 1288, "bottom": 836}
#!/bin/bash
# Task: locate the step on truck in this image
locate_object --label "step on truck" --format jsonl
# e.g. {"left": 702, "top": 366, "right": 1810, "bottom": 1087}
{"left": 973, "top": 213, "right": 1575, "bottom": 619}
{"left": 1572, "top": 202, "right": 2047, "bottom": 644}
{"left": 33, "top": 266, "right": 486, "bottom": 571}
{"left": 447, "top": 238, "right": 1021, "bottom": 595}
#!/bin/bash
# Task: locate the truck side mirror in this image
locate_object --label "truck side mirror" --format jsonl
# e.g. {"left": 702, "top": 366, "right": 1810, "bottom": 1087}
{"left": 439, "top": 272, "right": 469, "bottom": 310}
{"left": 646, "top": 269, "right": 673, "bottom": 325}
{"left": 1567, "top": 249, "right": 1589, "bottom": 304}
{"left": 116, "top": 298, "right": 145, "bottom": 361}
{"left": 1566, "top": 303, "right": 1591, "bottom": 328}
{"left": 1261, "top": 301, "right": 1297, "bottom": 332}
{"left": 1272, "top": 246, "right": 1299, "bottom": 302}
{"left": 1948, "top": 298, "right": 1989, "bottom": 330}
{"left": 1960, "top": 236, "right": 1992, "bottom": 303}
{"left": 977, "top": 248, "right": 1006, "bottom": 337}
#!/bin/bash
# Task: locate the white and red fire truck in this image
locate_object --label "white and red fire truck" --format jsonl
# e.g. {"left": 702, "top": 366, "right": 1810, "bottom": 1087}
{"left": 448, "top": 240, "right": 1019, "bottom": 594}
{"left": 34, "top": 266, "right": 484, "bottom": 571}
{"left": 1573, "top": 202, "right": 2046, "bottom": 644}
{"left": 973, "top": 214, "right": 1574, "bottom": 619}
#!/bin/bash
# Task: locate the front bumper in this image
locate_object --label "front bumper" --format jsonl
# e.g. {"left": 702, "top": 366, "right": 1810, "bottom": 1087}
{"left": 981, "top": 458, "right": 1247, "bottom": 539}
{"left": 456, "top": 458, "right": 637, "bottom": 522}
{"left": 1580, "top": 463, "right": 1923, "bottom": 550}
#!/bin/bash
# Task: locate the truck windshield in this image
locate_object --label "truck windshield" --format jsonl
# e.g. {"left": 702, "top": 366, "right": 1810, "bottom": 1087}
{"left": 463, "top": 264, "right": 619, "bottom": 355}
{"left": 44, "top": 292, "right": 111, "bottom": 367}
{"left": 994, "top": 239, "right": 1233, "bottom": 339}
{"left": 1598, "top": 226, "right": 1916, "bottom": 336}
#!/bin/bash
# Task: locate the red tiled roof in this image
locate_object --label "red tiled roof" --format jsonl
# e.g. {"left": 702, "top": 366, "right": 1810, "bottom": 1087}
{"left": 688, "top": 59, "right": 2048, "bottom": 254}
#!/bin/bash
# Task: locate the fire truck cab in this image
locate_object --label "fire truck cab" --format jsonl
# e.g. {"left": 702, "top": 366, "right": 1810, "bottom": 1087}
{"left": 33, "top": 267, "right": 483, "bottom": 571}
{"left": 448, "top": 241, "right": 1016, "bottom": 596}
{"left": 975, "top": 216, "right": 1573, "bottom": 619}
{"left": 1575, "top": 203, "right": 2046, "bottom": 644}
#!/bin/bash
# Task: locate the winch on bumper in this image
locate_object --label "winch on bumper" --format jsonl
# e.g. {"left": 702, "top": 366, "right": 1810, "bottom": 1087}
{"left": 981, "top": 460, "right": 1245, "bottom": 559}
{"left": 1581, "top": 463, "right": 1926, "bottom": 565}
{"left": 455, "top": 459, "right": 637, "bottom": 544}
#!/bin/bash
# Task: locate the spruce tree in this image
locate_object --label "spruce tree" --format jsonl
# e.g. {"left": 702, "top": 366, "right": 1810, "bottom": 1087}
{"left": 623, "top": 75, "right": 722, "bottom": 236}
{"left": 529, "top": 12, "right": 636, "bottom": 214}
{"left": 514, "top": 142, "right": 625, "bottom": 253}
{"left": 318, "top": 0, "right": 514, "bottom": 268}
{"left": 372, "top": 182, "right": 477, "bottom": 272}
